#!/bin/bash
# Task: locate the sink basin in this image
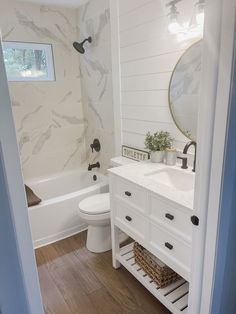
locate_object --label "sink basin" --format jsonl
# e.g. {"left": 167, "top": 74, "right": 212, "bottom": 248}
{"left": 144, "top": 167, "right": 195, "bottom": 192}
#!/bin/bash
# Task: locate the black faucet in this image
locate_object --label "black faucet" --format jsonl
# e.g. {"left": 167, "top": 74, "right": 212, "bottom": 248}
{"left": 177, "top": 156, "right": 188, "bottom": 170}
{"left": 182, "top": 141, "right": 197, "bottom": 172}
{"left": 88, "top": 162, "right": 100, "bottom": 171}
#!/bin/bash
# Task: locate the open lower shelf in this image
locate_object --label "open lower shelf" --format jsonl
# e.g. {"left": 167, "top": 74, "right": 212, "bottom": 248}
{"left": 117, "top": 243, "right": 189, "bottom": 314}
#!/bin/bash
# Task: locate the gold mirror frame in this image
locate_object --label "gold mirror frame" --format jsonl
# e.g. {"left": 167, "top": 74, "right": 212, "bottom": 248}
{"left": 168, "top": 40, "right": 202, "bottom": 141}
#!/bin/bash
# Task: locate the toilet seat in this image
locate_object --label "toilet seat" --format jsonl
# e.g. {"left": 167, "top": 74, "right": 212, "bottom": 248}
{"left": 79, "top": 193, "right": 110, "bottom": 215}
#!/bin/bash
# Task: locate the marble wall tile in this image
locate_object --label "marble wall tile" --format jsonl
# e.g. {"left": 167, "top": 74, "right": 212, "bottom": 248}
{"left": 78, "top": 0, "right": 115, "bottom": 174}
{"left": 0, "top": 0, "right": 86, "bottom": 180}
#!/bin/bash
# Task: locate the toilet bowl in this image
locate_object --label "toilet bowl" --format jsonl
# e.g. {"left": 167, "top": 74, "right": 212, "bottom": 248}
{"left": 78, "top": 157, "right": 137, "bottom": 253}
{"left": 78, "top": 193, "right": 111, "bottom": 253}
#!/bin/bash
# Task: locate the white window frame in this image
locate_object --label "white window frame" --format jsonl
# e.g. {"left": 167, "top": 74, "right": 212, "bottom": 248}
{"left": 2, "top": 41, "right": 55, "bottom": 82}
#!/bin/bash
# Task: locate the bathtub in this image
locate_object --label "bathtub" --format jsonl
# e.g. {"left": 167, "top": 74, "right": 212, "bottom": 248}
{"left": 26, "top": 170, "right": 108, "bottom": 248}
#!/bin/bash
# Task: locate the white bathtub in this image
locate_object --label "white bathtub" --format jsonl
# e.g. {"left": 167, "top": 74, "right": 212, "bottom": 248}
{"left": 26, "top": 170, "right": 108, "bottom": 248}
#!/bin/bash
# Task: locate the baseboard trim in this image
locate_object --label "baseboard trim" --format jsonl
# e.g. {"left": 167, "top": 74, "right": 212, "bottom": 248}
{"left": 33, "top": 224, "right": 88, "bottom": 249}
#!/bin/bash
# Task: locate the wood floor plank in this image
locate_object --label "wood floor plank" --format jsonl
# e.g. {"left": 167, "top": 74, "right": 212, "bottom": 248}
{"left": 52, "top": 237, "right": 103, "bottom": 294}
{"left": 88, "top": 287, "right": 128, "bottom": 314}
{"left": 36, "top": 231, "right": 171, "bottom": 314}
{"left": 38, "top": 265, "right": 73, "bottom": 314}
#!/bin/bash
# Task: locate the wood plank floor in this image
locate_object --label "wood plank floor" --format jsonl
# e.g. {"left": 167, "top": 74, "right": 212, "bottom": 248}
{"left": 35, "top": 231, "right": 171, "bottom": 314}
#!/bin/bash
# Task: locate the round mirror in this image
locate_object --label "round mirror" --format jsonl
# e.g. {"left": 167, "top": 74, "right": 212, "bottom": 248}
{"left": 169, "top": 40, "right": 202, "bottom": 141}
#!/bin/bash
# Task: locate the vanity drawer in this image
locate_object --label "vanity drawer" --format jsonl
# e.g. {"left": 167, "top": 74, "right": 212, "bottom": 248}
{"left": 150, "top": 195, "right": 192, "bottom": 240}
{"left": 114, "top": 201, "right": 146, "bottom": 241}
{"left": 114, "top": 178, "right": 147, "bottom": 213}
{"left": 149, "top": 223, "right": 191, "bottom": 276}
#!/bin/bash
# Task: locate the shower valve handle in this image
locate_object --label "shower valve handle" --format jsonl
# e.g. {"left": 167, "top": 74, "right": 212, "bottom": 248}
{"left": 90, "top": 139, "right": 101, "bottom": 153}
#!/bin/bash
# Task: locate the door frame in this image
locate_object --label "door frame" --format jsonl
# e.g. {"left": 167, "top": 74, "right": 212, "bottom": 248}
{"left": 1, "top": 0, "right": 235, "bottom": 312}
{"left": 0, "top": 38, "right": 43, "bottom": 313}
{"left": 189, "top": 0, "right": 236, "bottom": 313}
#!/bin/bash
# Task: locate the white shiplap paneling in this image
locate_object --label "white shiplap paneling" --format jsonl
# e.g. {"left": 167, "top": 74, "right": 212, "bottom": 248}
{"left": 121, "top": 51, "right": 183, "bottom": 77}
{"left": 118, "top": 0, "right": 200, "bottom": 151}
{"left": 122, "top": 118, "right": 188, "bottom": 143}
{"left": 120, "top": 36, "right": 196, "bottom": 63}
{"left": 121, "top": 72, "right": 171, "bottom": 91}
{"left": 119, "top": 1, "right": 164, "bottom": 32}
{"left": 119, "top": 0, "right": 152, "bottom": 16}
{"left": 122, "top": 105, "right": 172, "bottom": 123}
{"left": 122, "top": 90, "right": 168, "bottom": 106}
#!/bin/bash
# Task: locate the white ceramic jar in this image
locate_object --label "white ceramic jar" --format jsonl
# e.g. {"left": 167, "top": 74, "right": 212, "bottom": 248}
{"left": 165, "top": 148, "right": 177, "bottom": 166}
{"left": 150, "top": 151, "right": 165, "bottom": 163}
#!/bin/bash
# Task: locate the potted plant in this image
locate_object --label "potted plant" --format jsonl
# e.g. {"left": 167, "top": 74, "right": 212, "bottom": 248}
{"left": 144, "top": 131, "right": 174, "bottom": 163}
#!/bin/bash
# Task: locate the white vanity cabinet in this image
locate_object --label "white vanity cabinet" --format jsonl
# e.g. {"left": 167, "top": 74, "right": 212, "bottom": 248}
{"left": 109, "top": 168, "right": 194, "bottom": 314}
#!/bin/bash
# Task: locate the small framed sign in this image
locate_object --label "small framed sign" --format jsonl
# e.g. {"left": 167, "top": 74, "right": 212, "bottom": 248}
{"left": 122, "top": 145, "right": 150, "bottom": 162}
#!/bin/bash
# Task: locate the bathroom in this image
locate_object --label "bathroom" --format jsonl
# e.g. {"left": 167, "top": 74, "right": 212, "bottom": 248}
{"left": 0, "top": 0, "right": 235, "bottom": 313}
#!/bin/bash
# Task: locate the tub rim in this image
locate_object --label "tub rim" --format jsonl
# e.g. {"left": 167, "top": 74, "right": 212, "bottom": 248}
{"left": 27, "top": 172, "right": 108, "bottom": 209}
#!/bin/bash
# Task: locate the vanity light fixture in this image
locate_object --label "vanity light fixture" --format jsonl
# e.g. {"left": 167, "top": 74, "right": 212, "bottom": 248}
{"left": 195, "top": 0, "right": 205, "bottom": 25}
{"left": 167, "top": 0, "right": 205, "bottom": 36}
{"left": 166, "top": 0, "right": 182, "bottom": 34}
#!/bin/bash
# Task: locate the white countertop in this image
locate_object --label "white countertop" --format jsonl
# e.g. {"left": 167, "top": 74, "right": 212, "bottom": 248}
{"left": 110, "top": 156, "right": 138, "bottom": 167}
{"left": 108, "top": 161, "right": 195, "bottom": 210}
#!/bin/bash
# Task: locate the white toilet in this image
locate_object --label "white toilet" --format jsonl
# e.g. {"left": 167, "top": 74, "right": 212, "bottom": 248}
{"left": 78, "top": 193, "right": 111, "bottom": 253}
{"left": 78, "top": 157, "right": 137, "bottom": 253}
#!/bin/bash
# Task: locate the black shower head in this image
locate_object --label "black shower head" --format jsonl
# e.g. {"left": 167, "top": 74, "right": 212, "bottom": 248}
{"left": 73, "top": 36, "right": 92, "bottom": 54}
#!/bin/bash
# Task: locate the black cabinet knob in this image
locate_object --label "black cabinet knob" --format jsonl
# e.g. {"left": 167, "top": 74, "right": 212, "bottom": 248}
{"left": 125, "top": 191, "right": 132, "bottom": 197}
{"left": 165, "top": 213, "right": 174, "bottom": 221}
{"left": 191, "top": 215, "right": 199, "bottom": 226}
{"left": 165, "top": 242, "right": 173, "bottom": 250}
{"left": 125, "top": 216, "right": 132, "bottom": 222}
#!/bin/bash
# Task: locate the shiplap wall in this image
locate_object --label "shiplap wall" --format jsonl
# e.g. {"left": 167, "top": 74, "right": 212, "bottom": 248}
{"left": 118, "top": 0, "right": 201, "bottom": 151}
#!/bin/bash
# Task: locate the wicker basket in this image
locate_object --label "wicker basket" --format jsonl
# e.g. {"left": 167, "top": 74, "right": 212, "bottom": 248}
{"left": 133, "top": 242, "right": 180, "bottom": 288}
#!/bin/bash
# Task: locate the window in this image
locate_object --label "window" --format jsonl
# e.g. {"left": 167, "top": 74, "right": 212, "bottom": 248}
{"left": 2, "top": 42, "right": 55, "bottom": 81}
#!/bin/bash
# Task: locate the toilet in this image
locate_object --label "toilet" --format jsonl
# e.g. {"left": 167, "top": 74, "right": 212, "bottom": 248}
{"left": 78, "top": 157, "right": 137, "bottom": 253}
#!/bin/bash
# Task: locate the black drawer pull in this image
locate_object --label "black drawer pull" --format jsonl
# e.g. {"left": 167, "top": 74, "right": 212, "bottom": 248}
{"left": 165, "top": 242, "right": 173, "bottom": 250}
{"left": 125, "top": 216, "right": 132, "bottom": 222}
{"left": 191, "top": 215, "right": 199, "bottom": 226}
{"left": 125, "top": 191, "right": 132, "bottom": 197}
{"left": 165, "top": 213, "right": 174, "bottom": 221}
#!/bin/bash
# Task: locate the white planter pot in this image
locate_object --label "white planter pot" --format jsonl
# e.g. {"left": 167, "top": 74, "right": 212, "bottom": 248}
{"left": 150, "top": 151, "right": 165, "bottom": 163}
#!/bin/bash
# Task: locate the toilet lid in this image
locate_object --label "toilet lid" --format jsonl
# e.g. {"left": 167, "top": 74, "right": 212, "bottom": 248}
{"left": 79, "top": 193, "right": 110, "bottom": 215}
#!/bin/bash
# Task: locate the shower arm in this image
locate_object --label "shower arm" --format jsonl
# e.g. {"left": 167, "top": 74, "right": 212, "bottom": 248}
{"left": 80, "top": 37, "right": 92, "bottom": 45}
{"left": 80, "top": 38, "right": 90, "bottom": 45}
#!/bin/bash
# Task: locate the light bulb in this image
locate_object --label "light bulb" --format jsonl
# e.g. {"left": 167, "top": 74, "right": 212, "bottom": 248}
{"left": 167, "top": 2, "right": 181, "bottom": 35}
{"left": 168, "top": 21, "right": 181, "bottom": 34}
{"left": 195, "top": 1, "right": 205, "bottom": 26}
{"left": 196, "top": 12, "right": 204, "bottom": 25}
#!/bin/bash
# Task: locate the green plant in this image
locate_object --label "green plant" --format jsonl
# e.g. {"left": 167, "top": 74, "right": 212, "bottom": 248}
{"left": 144, "top": 131, "right": 173, "bottom": 152}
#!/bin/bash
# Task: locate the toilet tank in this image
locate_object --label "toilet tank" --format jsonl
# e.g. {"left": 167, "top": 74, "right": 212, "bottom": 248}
{"left": 110, "top": 156, "right": 137, "bottom": 168}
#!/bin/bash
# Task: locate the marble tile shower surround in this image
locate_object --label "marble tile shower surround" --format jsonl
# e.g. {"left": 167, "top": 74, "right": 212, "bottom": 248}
{"left": 78, "top": 0, "right": 115, "bottom": 174}
{"left": 0, "top": 0, "right": 87, "bottom": 179}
